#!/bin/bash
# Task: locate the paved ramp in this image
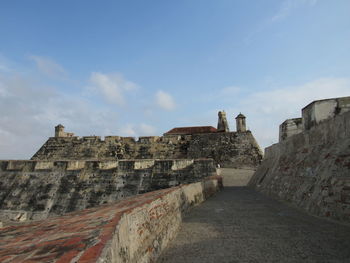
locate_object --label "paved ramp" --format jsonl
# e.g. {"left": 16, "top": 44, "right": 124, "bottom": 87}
{"left": 219, "top": 168, "right": 255, "bottom": 187}
{"left": 158, "top": 187, "right": 350, "bottom": 263}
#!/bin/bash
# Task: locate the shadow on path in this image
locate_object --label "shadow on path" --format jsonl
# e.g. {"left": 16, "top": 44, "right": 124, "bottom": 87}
{"left": 158, "top": 187, "right": 350, "bottom": 263}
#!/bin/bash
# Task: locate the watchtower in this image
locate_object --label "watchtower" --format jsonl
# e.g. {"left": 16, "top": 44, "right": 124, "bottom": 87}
{"left": 55, "top": 124, "right": 74, "bottom": 137}
{"left": 55, "top": 124, "right": 65, "bottom": 137}
{"left": 235, "top": 113, "right": 246, "bottom": 132}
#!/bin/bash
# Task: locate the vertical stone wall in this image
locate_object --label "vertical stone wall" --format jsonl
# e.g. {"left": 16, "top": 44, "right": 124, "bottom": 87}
{"left": 302, "top": 96, "right": 350, "bottom": 130}
{"left": 249, "top": 110, "right": 350, "bottom": 222}
{"left": 279, "top": 118, "right": 303, "bottom": 142}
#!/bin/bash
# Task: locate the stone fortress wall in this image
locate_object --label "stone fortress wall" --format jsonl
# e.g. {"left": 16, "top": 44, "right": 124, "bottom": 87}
{"left": 31, "top": 132, "right": 262, "bottom": 169}
{"left": 249, "top": 96, "right": 350, "bottom": 222}
{"left": 32, "top": 112, "right": 263, "bottom": 169}
{"left": 0, "top": 159, "right": 215, "bottom": 223}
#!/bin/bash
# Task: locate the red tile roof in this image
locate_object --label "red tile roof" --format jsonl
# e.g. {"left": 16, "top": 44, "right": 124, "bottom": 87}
{"left": 164, "top": 126, "right": 217, "bottom": 135}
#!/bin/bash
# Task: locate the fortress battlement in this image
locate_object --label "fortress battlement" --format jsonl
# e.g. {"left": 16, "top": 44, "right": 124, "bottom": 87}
{"left": 32, "top": 112, "right": 263, "bottom": 169}
{"left": 0, "top": 159, "right": 213, "bottom": 173}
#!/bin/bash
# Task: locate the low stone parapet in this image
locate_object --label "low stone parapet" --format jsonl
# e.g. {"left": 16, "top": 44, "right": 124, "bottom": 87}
{"left": 0, "top": 176, "right": 222, "bottom": 263}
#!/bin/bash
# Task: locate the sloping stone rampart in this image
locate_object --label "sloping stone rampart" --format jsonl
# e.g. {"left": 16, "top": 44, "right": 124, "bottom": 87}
{"left": 0, "top": 176, "right": 222, "bottom": 263}
{"left": 0, "top": 159, "right": 215, "bottom": 223}
{"left": 249, "top": 110, "right": 350, "bottom": 222}
{"left": 188, "top": 131, "right": 262, "bottom": 168}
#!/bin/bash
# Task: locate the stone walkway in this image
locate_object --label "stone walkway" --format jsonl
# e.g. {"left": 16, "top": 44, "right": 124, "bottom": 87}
{"left": 158, "top": 187, "right": 350, "bottom": 263}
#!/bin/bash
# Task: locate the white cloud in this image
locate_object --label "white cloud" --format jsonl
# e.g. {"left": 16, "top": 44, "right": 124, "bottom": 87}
{"left": 139, "top": 123, "right": 157, "bottom": 135}
{"left": 245, "top": 0, "right": 318, "bottom": 44}
{"left": 219, "top": 86, "right": 241, "bottom": 97}
{"left": 0, "top": 83, "right": 10, "bottom": 97}
{"left": 271, "top": 0, "right": 319, "bottom": 22}
{"left": 0, "top": 64, "right": 8, "bottom": 72}
{"left": 118, "top": 123, "right": 157, "bottom": 137}
{"left": 155, "top": 90, "right": 176, "bottom": 111}
{"left": 229, "top": 78, "right": 350, "bottom": 149}
{"left": 245, "top": 78, "right": 350, "bottom": 114}
{"left": 89, "top": 72, "right": 138, "bottom": 106}
{"left": 196, "top": 86, "right": 241, "bottom": 104}
{"left": 0, "top": 54, "right": 12, "bottom": 72}
{"left": 119, "top": 124, "right": 137, "bottom": 137}
{"left": 29, "top": 55, "right": 67, "bottom": 79}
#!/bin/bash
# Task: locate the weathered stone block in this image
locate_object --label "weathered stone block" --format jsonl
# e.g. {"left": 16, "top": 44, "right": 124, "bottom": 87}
{"left": 6, "top": 161, "right": 26, "bottom": 171}
{"left": 67, "top": 161, "right": 86, "bottom": 170}
{"left": 134, "top": 160, "right": 155, "bottom": 170}
{"left": 98, "top": 161, "right": 118, "bottom": 170}
{"left": 171, "top": 159, "right": 194, "bottom": 170}
{"left": 34, "top": 161, "right": 54, "bottom": 170}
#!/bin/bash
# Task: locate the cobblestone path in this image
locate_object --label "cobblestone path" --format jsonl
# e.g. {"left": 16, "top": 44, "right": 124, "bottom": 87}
{"left": 158, "top": 187, "right": 350, "bottom": 263}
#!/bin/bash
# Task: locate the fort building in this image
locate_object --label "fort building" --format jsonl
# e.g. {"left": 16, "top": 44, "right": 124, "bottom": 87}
{"left": 32, "top": 112, "right": 263, "bottom": 169}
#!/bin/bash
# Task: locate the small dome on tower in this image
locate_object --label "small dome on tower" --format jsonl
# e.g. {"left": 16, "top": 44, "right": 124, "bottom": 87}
{"left": 235, "top": 113, "right": 246, "bottom": 119}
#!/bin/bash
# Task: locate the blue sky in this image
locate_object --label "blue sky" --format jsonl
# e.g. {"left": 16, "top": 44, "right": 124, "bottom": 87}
{"left": 0, "top": 0, "right": 350, "bottom": 159}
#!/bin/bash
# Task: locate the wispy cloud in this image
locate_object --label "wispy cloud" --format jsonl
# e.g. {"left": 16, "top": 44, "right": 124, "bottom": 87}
{"left": 88, "top": 72, "right": 138, "bottom": 106}
{"left": 271, "top": 0, "right": 319, "bottom": 22}
{"left": 0, "top": 64, "right": 9, "bottom": 72}
{"left": 139, "top": 123, "right": 157, "bottom": 135}
{"left": 155, "top": 90, "right": 176, "bottom": 111}
{"left": 118, "top": 123, "right": 157, "bottom": 137}
{"left": 29, "top": 55, "right": 67, "bottom": 79}
{"left": 0, "top": 54, "right": 12, "bottom": 72}
{"left": 245, "top": 0, "right": 319, "bottom": 44}
{"left": 243, "top": 77, "right": 349, "bottom": 114}
{"left": 219, "top": 86, "right": 241, "bottom": 97}
{"left": 119, "top": 124, "right": 137, "bottom": 137}
{"left": 196, "top": 85, "right": 241, "bottom": 104}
